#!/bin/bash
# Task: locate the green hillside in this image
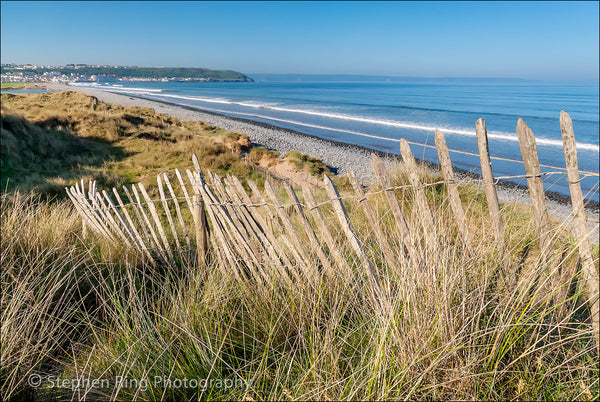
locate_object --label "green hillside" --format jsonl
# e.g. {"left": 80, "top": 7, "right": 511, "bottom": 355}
{"left": 1, "top": 66, "right": 254, "bottom": 81}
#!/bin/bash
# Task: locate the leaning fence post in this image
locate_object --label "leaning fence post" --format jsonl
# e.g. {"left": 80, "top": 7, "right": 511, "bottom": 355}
{"left": 193, "top": 194, "right": 208, "bottom": 269}
{"left": 371, "top": 154, "right": 422, "bottom": 265}
{"left": 476, "top": 118, "right": 506, "bottom": 245}
{"left": 435, "top": 129, "right": 469, "bottom": 243}
{"left": 284, "top": 183, "right": 333, "bottom": 275}
{"left": 323, "top": 175, "right": 382, "bottom": 292}
{"left": 516, "top": 118, "right": 553, "bottom": 261}
{"left": 400, "top": 138, "right": 438, "bottom": 252}
{"left": 347, "top": 171, "right": 397, "bottom": 267}
{"left": 301, "top": 185, "right": 348, "bottom": 276}
{"left": 560, "top": 111, "right": 599, "bottom": 351}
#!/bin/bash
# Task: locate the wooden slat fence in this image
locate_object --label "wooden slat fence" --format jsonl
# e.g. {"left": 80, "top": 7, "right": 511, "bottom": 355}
{"left": 67, "top": 111, "right": 599, "bottom": 349}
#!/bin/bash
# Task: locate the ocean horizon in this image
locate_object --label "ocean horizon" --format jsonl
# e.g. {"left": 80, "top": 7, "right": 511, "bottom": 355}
{"left": 69, "top": 79, "right": 600, "bottom": 199}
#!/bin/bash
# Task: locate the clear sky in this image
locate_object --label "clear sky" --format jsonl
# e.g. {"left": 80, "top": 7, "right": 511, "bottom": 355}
{"left": 1, "top": 1, "right": 598, "bottom": 81}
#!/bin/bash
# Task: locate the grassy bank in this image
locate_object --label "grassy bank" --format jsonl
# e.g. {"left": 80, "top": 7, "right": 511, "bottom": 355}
{"left": 1, "top": 82, "right": 25, "bottom": 89}
{"left": 1, "top": 92, "right": 598, "bottom": 401}
{"left": 1, "top": 91, "right": 254, "bottom": 197}
{"left": 1, "top": 91, "right": 327, "bottom": 198}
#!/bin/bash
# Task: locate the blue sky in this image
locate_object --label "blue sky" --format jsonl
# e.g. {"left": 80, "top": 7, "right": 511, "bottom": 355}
{"left": 1, "top": 1, "right": 598, "bottom": 81}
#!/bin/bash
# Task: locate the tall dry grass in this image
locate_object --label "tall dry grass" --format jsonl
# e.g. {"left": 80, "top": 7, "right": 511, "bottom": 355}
{"left": 1, "top": 93, "right": 259, "bottom": 197}
{"left": 2, "top": 160, "right": 597, "bottom": 400}
{"left": 1, "top": 91, "right": 598, "bottom": 399}
{"left": 1, "top": 193, "right": 88, "bottom": 400}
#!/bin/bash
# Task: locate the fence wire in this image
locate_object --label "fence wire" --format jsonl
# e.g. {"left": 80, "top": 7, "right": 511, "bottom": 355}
{"left": 67, "top": 165, "right": 600, "bottom": 261}
{"left": 73, "top": 169, "right": 598, "bottom": 213}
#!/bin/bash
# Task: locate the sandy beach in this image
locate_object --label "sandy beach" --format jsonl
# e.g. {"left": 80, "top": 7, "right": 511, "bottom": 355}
{"left": 40, "top": 83, "right": 599, "bottom": 237}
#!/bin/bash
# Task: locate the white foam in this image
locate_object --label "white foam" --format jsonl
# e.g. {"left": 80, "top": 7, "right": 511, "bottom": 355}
{"left": 106, "top": 86, "right": 163, "bottom": 93}
{"left": 251, "top": 106, "right": 599, "bottom": 152}
{"left": 101, "top": 89, "right": 600, "bottom": 154}
{"left": 68, "top": 82, "right": 102, "bottom": 87}
{"left": 237, "top": 101, "right": 280, "bottom": 108}
{"left": 155, "top": 93, "right": 237, "bottom": 104}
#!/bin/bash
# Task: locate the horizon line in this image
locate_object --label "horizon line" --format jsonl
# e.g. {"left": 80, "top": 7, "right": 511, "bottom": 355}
{"left": 3, "top": 63, "right": 598, "bottom": 83}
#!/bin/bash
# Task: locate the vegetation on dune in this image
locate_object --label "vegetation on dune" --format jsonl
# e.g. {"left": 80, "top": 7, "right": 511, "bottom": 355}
{"left": 0, "top": 91, "right": 296, "bottom": 197}
{"left": 2, "top": 168, "right": 598, "bottom": 401}
{"left": 0, "top": 91, "right": 598, "bottom": 401}
{"left": 0, "top": 82, "right": 25, "bottom": 89}
{"left": 1, "top": 109, "right": 125, "bottom": 197}
{"left": 249, "top": 145, "right": 280, "bottom": 166}
{"left": 284, "top": 150, "right": 331, "bottom": 176}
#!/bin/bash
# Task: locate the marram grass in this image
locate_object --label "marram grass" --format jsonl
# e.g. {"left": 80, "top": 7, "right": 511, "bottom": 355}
{"left": 1, "top": 170, "right": 598, "bottom": 401}
{"left": 0, "top": 92, "right": 598, "bottom": 400}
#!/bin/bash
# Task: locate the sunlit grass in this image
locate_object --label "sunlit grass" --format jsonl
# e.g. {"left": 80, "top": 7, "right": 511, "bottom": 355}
{"left": 2, "top": 170, "right": 597, "bottom": 400}
{"left": 1, "top": 91, "right": 598, "bottom": 401}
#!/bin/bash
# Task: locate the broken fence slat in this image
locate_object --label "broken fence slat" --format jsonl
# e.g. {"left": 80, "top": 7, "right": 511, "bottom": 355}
{"left": 163, "top": 173, "right": 192, "bottom": 250}
{"left": 400, "top": 138, "right": 438, "bottom": 252}
{"left": 264, "top": 181, "right": 317, "bottom": 283}
{"left": 112, "top": 187, "right": 156, "bottom": 264}
{"left": 157, "top": 174, "right": 184, "bottom": 262}
{"left": 129, "top": 185, "right": 171, "bottom": 264}
{"left": 302, "top": 184, "right": 348, "bottom": 277}
{"left": 138, "top": 182, "right": 176, "bottom": 263}
{"left": 284, "top": 182, "right": 333, "bottom": 275}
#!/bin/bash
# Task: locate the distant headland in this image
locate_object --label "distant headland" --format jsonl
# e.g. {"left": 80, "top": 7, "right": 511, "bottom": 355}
{"left": 0, "top": 64, "right": 254, "bottom": 84}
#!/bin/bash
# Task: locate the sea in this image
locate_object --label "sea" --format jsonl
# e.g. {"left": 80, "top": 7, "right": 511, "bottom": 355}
{"left": 68, "top": 79, "right": 600, "bottom": 200}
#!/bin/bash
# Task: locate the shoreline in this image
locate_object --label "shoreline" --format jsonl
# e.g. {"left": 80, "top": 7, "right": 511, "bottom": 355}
{"left": 123, "top": 93, "right": 596, "bottom": 205}
{"left": 39, "top": 83, "right": 600, "bottom": 230}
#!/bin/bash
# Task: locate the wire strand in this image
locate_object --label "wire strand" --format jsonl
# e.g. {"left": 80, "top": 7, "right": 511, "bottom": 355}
{"left": 69, "top": 169, "right": 599, "bottom": 212}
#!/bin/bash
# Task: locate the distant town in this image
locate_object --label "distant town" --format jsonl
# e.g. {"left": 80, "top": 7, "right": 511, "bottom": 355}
{"left": 0, "top": 64, "right": 253, "bottom": 83}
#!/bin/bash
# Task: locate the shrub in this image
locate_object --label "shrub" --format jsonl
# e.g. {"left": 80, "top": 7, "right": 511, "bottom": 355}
{"left": 284, "top": 150, "right": 330, "bottom": 176}
{"left": 249, "top": 146, "right": 280, "bottom": 166}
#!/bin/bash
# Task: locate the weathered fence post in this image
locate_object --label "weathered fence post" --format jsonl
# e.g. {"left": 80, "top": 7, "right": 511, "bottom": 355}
{"left": 193, "top": 194, "right": 208, "bottom": 268}
{"left": 475, "top": 118, "right": 505, "bottom": 244}
{"left": 264, "top": 181, "right": 317, "bottom": 283}
{"left": 283, "top": 183, "right": 333, "bottom": 275}
{"left": 347, "top": 171, "right": 397, "bottom": 266}
{"left": 400, "top": 138, "right": 438, "bottom": 252}
{"left": 516, "top": 118, "right": 553, "bottom": 261}
{"left": 560, "top": 111, "right": 599, "bottom": 351}
{"left": 323, "top": 175, "right": 381, "bottom": 291}
{"left": 371, "top": 154, "right": 421, "bottom": 265}
{"left": 435, "top": 129, "right": 469, "bottom": 243}
{"left": 301, "top": 185, "right": 348, "bottom": 276}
